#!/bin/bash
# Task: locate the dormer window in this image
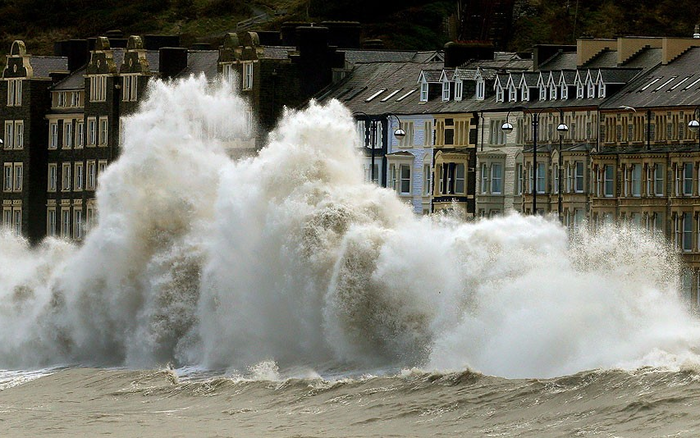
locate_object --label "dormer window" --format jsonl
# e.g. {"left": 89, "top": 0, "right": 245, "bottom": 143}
{"left": 508, "top": 84, "right": 517, "bottom": 102}
{"left": 560, "top": 83, "right": 568, "bottom": 99}
{"left": 476, "top": 79, "right": 485, "bottom": 100}
{"left": 576, "top": 82, "right": 584, "bottom": 98}
{"left": 549, "top": 83, "right": 557, "bottom": 100}
{"left": 495, "top": 84, "right": 504, "bottom": 102}
{"left": 420, "top": 79, "right": 428, "bottom": 102}
{"left": 442, "top": 80, "right": 450, "bottom": 102}
{"left": 587, "top": 80, "right": 595, "bottom": 98}
{"left": 598, "top": 82, "right": 606, "bottom": 98}
{"left": 539, "top": 84, "right": 546, "bottom": 101}
{"left": 521, "top": 84, "right": 529, "bottom": 101}
{"left": 455, "top": 79, "right": 463, "bottom": 101}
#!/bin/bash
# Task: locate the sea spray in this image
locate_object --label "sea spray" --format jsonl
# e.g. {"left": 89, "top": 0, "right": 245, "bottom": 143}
{"left": 0, "top": 75, "right": 698, "bottom": 378}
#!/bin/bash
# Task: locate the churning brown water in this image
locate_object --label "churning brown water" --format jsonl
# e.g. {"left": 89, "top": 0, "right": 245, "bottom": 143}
{"left": 2, "top": 76, "right": 700, "bottom": 436}
{"left": 3, "top": 367, "right": 700, "bottom": 437}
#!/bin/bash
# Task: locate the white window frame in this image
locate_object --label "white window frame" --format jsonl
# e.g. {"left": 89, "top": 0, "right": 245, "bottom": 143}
{"left": 98, "top": 117, "right": 108, "bottom": 146}
{"left": 399, "top": 164, "right": 411, "bottom": 195}
{"left": 76, "top": 120, "right": 85, "bottom": 148}
{"left": 683, "top": 162, "right": 693, "bottom": 196}
{"left": 476, "top": 79, "right": 485, "bottom": 101}
{"left": 47, "top": 207, "right": 57, "bottom": 237}
{"left": 631, "top": 164, "right": 641, "bottom": 197}
{"left": 4, "top": 120, "right": 13, "bottom": 149}
{"left": 587, "top": 80, "right": 595, "bottom": 98}
{"left": 242, "top": 61, "right": 254, "bottom": 90}
{"left": 61, "top": 163, "right": 71, "bottom": 191}
{"left": 495, "top": 84, "right": 504, "bottom": 102}
{"left": 60, "top": 207, "right": 70, "bottom": 238}
{"left": 89, "top": 75, "right": 107, "bottom": 102}
{"left": 521, "top": 84, "right": 529, "bottom": 101}
{"left": 7, "top": 79, "right": 22, "bottom": 106}
{"left": 574, "top": 161, "right": 584, "bottom": 193}
{"left": 74, "top": 162, "right": 84, "bottom": 191}
{"left": 491, "top": 163, "right": 503, "bottom": 194}
{"left": 423, "top": 164, "right": 431, "bottom": 196}
{"left": 48, "top": 163, "right": 57, "bottom": 192}
{"left": 14, "top": 120, "right": 23, "bottom": 149}
{"left": 122, "top": 74, "right": 138, "bottom": 102}
{"left": 49, "top": 122, "right": 59, "bottom": 149}
{"left": 537, "top": 162, "right": 546, "bottom": 194}
{"left": 442, "top": 81, "right": 450, "bottom": 102}
{"left": 86, "top": 160, "right": 96, "bottom": 191}
{"left": 12, "top": 162, "right": 22, "bottom": 192}
{"left": 63, "top": 120, "right": 73, "bottom": 149}
{"left": 604, "top": 164, "right": 614, "bottom": 197}
{"left": 454, "top": 79, "right": 463, "bottom": 101}
{"left": 74, "top": 208, "right": 83, "bottom": 239}
{"left": 683, "top": 212, "right": 693, "bottom": 252}
{"left": 3, "top": 163, "right": 12, "bottom": 192}
{"left": 454, "top": 163, "right": 465, "bottom": 194}
{"left": 87, "top": 118, "right": 96, "bottom": 146}
{"left": 420, "top": 80, "right": 429, "bottom": 102}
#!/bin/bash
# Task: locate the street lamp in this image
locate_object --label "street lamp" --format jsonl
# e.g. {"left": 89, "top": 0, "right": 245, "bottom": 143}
{"left": 502, "top": 108, "right": 568, "bottom": 216}
{"left": 353, "top": 112, "right": 405, "bottom": 185}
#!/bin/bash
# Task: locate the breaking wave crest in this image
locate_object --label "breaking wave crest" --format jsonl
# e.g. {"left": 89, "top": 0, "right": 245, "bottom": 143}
{"left": 0, "top": 75, "right": 699, "bottom": 379}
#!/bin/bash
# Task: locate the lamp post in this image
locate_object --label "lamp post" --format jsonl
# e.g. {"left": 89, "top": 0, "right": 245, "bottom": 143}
{"left": 502, "top": 108, "right": 568, "bottom": 216}
{"left": 688, "top": 107, "right": 700, "bottom": 149}
{"left": 556, "top": 111, "right": 569, "bottom": 222}
{"left": 353, "top": 112, "right": 406, "bottom": 185}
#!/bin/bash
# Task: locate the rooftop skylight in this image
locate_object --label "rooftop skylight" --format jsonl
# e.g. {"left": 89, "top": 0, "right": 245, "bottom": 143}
{"left": 365, "top": 89, "right": 387, "bottom": 102}
{"left": 652, "top": 76, "right": 677, "bottom": 92}
{"left": 639, "top": 77, "right": 660, "bottom": 92}
{"left": 381, "top": 89, "right": 402, "bottom": 102}
{"left": 683, "top": 77, "right": 700, "bottom": 91}
{"left": 669, "top": 76, "right": 692, "bottom": 91}
{"left": 396, "top": 89, "right": 416, "bottom": 101}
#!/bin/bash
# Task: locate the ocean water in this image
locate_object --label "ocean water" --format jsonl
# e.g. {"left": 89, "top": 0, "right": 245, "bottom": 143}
{"left": 1, "top": 76, "right": 700, "bottom": 436}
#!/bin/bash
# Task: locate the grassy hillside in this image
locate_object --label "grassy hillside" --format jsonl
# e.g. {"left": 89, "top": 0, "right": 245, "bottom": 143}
{"left": 0, "top": 0, "right": 454, "bottom": 57}
{"left": 1, "top": 0, "right": 698, "bottom": 59}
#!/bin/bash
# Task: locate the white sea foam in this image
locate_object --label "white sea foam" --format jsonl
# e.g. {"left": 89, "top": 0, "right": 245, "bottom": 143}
{"left": 0, "top": 75, "right": 698, "bottom": 379}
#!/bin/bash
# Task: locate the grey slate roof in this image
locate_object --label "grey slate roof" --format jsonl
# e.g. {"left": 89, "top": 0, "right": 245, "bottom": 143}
{"left": 175, "top": 50, "right": 219, "bottom": 80}
{"left": 460, "top": 54, "right": 532, "bottom": 71}
{"left": 623, "top": 48, "right": 662, "bottom": 69}
{"left": 559, "top": 70, "right": 577, "bottom": 84}
{"left": 421, "top": 69, "right": 443, "bottom": 83}
{"left": 52, "top": 67, "right": 86, "bottom": 90}
{"left": 583, "top": 49, "right": 618, "bottom": 68}
{"left": 319, "top": 60, "right": 534, "bottom": 115}
{"left": 342, "top": 50, "right": 441, "bottom": 65}
{"left": 539, "top": 52, "right": 577, "bottom": 71}
{"left": 598, "top": 68, "right": 640, "bottom": 84}
{"left": 146, "top": 51, "right": 160, "bottom": 72}
{"left": 601, "top": 47, "right": 700, "bottom": 110}
{"left": 31, "top": 56, "right": 69, "bottom": 78}
{"left": 261, "top": 46, "right": 291, "bottom": 60}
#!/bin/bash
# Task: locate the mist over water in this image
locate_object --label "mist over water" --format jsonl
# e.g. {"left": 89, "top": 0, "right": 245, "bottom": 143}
{"left": 0, "top": 76, "right": 699, "bottom": 379}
